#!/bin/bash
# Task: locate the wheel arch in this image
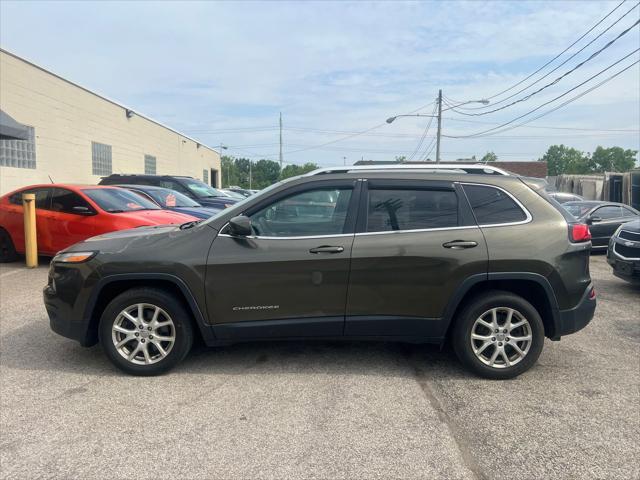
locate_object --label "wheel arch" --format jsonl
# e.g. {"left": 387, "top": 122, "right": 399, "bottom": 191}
{"left": 442, "top": 273, "right": 561, "bottom": 340}
{"left": 82, "top": 274, "right": 214, "bottom": 347}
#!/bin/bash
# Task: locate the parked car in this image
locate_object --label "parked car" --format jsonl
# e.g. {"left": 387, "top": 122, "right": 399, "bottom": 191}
{"left": 45, "top": 166, "right": 596, "bottom": 379}
{"left": 226, "top": 186, "right": 254, "bottom": 198}
{"left": 220, "top": 189, "right": 246, "bottom": 200}
{"left": 99, "top": 174, "right": 239, "bottom": 210}
{"left": 119, "top": 185, "right": 221, "bottom": 219}
{"left": 548, "top": 191, "right": 584, "bottom": 203}
{"left": 607, "top": 219, "right": 640, "bottom": 285}
{"left": 0, "top": 184, "right": 197, "bottom": 261}
{"left": 563, "top": 201, "right": 640, "bottom": 250}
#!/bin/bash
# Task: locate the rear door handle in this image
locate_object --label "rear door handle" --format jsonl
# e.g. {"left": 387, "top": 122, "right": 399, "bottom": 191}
{"left": 443, "top": 240, "right": 478, "bottom": 249}
{"left": 309, "top": 245, "right": 344, "bottom": 254}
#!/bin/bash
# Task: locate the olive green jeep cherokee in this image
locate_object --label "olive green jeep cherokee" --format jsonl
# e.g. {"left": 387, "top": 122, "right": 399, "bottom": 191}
{"left": 44, "top": 165, "right": 596, "bottom": 379}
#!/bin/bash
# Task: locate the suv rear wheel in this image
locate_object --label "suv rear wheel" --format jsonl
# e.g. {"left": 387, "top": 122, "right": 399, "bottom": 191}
{"left": 99, "top": 288, "right": 193, "bottom": 376}
{"left": 452, "top": 291, "right": 544, "bottom": 379}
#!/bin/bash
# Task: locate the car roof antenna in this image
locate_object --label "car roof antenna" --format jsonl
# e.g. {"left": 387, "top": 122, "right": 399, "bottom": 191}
{"left": 48, "top": 175, "right": 54, "bottom": 183}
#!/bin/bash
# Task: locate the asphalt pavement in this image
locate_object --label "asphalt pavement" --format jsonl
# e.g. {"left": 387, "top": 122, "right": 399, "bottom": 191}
{"left": 0, "top": 255, "right": 638, "bottom": 479}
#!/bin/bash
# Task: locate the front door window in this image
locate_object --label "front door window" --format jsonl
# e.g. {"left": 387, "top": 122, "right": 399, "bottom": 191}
{"left": 249, "top": 187, "right": 353, "bottom": 237}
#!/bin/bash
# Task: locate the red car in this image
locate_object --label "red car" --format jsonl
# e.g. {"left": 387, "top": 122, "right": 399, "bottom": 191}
{"left": 0, "top": 184, "right": 198, "bottom": 261}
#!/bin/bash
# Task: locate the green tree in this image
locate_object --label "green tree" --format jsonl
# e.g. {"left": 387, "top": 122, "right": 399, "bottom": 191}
{"left": 481, "top": 151, "right": 497, "bottom": 162}
{"left": 587, "top": 146, "right": 638, "bottom": 173}
{"left": 395, "top": 156, "right": 407, "bottom": 163}
{"left": 281, "top": 162, "right": 319, "bottom": 180}
{"left": 538, "top": 145, "right": 589, "bottom": 175}
{"left": 252, "top": 159, "right": 281, "bottom": 189}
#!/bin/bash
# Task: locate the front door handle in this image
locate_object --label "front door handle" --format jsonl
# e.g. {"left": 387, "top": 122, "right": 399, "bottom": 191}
{"left": 443, "top": 240, "right": 478, "bottom": 249}
{"left": 309, "top": 245, "right": 344, "bottom": 254}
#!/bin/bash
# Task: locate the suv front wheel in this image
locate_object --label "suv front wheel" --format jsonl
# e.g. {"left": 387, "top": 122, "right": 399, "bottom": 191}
{"left": 99, "top": 288, "right": 194, "bottom": 376}
{"left": 452, "top": 291, "right": 545, "bottom": 379}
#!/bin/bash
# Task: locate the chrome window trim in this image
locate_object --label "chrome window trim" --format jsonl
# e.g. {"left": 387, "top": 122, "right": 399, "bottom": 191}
{"left": 217, "top": 224, "right": 354, "bottom": 240}
{"left": 355, "top": 225, "right": 479, "bottom": 237}
{"left": 460, "top": 182, "right": 533, "bottom": 228}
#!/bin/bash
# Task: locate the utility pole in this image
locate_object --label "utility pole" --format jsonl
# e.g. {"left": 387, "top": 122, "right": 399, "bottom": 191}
{"left": 436, "top": 89, "right": 442, "bottom": 164}
{"left": 279, "top": 112, "right": 283, "bottom": 169}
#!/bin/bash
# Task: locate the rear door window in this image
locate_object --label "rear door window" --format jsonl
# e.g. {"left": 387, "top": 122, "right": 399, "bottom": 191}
{"left": 367, "top": 188, "right": 458, "bottom": 232}
{"left": 463, "top": 184, "right": 527, "bottom": 225}
{"left": 9, "top": 188, "right": 51, "bottom": 209}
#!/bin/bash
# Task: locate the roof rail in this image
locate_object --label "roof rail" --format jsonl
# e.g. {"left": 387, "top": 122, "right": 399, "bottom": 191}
{"left": 306, "top": 163, "right": 511, "bottom": 176}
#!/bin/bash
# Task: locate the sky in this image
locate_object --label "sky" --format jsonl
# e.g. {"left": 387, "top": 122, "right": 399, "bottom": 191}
{"left": 1, "top": 0, "right": 639, "bottom": 167}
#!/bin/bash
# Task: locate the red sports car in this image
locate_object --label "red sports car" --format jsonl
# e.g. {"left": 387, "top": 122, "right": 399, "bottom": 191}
{"left": 0, "top": 184, "right": 198, "bottom": 261}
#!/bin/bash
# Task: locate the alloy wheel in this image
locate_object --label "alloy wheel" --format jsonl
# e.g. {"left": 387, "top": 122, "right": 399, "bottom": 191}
{"left": 111, "top": 303, "right": 176, "bottom": 365}
{"left": 470, "top": 307, "right": 532, "bottom": 369}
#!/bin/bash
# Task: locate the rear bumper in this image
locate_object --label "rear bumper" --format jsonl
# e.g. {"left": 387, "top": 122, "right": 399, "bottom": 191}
{"left": 554, "top": 284, "right": 596, "bottom": 338}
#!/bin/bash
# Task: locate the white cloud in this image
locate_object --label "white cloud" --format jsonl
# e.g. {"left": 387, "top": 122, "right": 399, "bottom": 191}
{"left": 1, "top": 0, "right": 638, "bottom": 165}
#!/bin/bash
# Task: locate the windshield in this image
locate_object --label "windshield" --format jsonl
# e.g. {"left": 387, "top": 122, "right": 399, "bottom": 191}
{"left": 83, "top": 188, "right": 160, "bottom": 212}
{"left": 143, "top": 188, "right": 201, "bottom": 208}
{"left": 564, "top": 204, "right": 591, "bottom": 218}
{"left": 185, "top": 180, "right": 226, "bottom": 198}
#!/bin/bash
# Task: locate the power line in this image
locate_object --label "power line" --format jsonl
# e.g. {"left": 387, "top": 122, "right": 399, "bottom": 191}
{"left": 446, "top": 56, "right": 640, "bottom": 138}
{"left": 441, "top": 117, "right": 639, "bottom": 132}
{"left": 449, "top": 1, "right": 640, "bottom": 112}
{"left": 444, "top": 18, "right": 640, "bottom": 117}
{"left": 479, "top": 0, "right": 629, "bottom": 101}
{"left": 407, "top": 101, "right": 438, "bottom": 160}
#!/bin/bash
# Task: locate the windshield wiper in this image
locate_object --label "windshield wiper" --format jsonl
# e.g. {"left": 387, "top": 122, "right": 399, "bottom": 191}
{"left": 106, "top": 209, "right": 124, "bottom": 213}
{"left": 179, "top": 220, "right": 202, "bottom": 230}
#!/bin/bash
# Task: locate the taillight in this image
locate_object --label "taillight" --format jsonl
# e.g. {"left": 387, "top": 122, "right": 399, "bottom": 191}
{"left": 589, "top": 287, "right": 596, "bottom": 300}
{"left": 569, "top": 223, "right": 591, "bottom": 242}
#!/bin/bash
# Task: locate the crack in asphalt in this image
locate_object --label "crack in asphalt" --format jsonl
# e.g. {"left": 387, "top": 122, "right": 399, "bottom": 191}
{"left": 410, "top": 361, "right": 486, "bottom": 480}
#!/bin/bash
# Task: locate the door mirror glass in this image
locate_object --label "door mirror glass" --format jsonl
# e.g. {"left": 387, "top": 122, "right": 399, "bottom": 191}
{"left": 228, "top": 215, "right": 252, "bottom": 236}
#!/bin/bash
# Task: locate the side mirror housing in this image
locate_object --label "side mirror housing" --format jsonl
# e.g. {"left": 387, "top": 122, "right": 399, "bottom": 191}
{"left": 228, "top": 215, "right": 252, "bottom": 236}
{"left": 73, "top": 206, "right": 95, "bottom": 215}
{"left": 587, "top": 215, "right": 602, "bottom": 225}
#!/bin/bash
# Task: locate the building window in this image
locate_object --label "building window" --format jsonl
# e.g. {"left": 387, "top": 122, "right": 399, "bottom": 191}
{"left": 203, "top": 169, "right": 209, "bottom": 184}
{"left": 144, "top": 154, "right": 156, "bottom": 175}
{"left": 92, "top": 141, "right": 112, "bottom": 176}
{"left": 0, "top": 126, "right": 36, "bottom": 169}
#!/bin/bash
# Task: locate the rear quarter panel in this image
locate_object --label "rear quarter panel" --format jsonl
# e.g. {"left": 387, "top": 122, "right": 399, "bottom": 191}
{"left": 478, "top": 180, "right": 591, "bottom": 310}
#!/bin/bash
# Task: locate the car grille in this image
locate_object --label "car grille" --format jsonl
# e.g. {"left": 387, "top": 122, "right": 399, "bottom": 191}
{"left": 614, "top": 243, "right": 640, "bottom": 259}
{"left": 619, "top": 229, "right": 640, "bottom": 242}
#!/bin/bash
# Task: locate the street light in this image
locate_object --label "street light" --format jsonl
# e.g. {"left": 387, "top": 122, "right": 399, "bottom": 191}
{"left": 386, "top": 92, "right": 489, "bottom": 163}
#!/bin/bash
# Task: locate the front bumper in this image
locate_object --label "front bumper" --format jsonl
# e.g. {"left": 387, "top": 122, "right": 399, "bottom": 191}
{"left": 43, "top": 262, "right": 100, "bottom": 346}
{"left": 607, "top": 244, "right": 640, "bottom": 285}
{"left": 554, "top": 284, "right": 596, "bottom": 338}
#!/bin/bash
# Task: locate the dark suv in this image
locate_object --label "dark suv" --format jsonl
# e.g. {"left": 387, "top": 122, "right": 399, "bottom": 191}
{"left": 45, "top": 167, "right": 596, "bottom": 379}
{"left": 99, "top": 174, "right": 238, "bottom": 210}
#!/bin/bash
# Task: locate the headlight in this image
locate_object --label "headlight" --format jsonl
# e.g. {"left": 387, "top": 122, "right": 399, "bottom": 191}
{"left": 52, "top": 251, "right": 97, "bottom": 263}
{"left": 613, "top": 224, "right": 624, "bottom": 238}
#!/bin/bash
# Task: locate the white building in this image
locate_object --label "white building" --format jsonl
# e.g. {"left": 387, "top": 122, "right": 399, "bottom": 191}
{"left": 0, "top": 48, "right": 221, "bottom": 194}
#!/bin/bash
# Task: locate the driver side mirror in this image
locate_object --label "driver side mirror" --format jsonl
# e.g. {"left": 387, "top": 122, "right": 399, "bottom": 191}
{"left": 587, "top": 215, "right": 602, "bottom": 225}
{"left": 72, "top": 206, "right": 95, "bottom": 216}
{"left": 228, "top": 215, "right": 252, "bottom": 236}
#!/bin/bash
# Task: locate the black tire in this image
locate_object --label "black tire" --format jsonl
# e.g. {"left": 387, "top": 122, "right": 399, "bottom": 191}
{"left": 452, "top": 290, "right": 545, "bottom": 380}
{"left": 0, "top": 228, "right": 18, "bottom": 263}
{"left": 99, "top": 288, "right": 194, "bottom": 376}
